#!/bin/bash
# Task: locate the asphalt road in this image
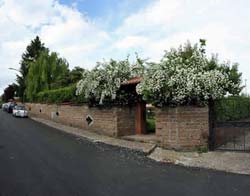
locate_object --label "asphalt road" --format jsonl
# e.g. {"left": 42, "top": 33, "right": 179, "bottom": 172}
{"left": 0, "top": 110, "right": 250, "bottom": 196}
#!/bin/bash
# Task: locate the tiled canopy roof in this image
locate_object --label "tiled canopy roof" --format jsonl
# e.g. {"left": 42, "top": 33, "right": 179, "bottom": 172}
{"left": 122, "top": 77, "right": 142, "bottom": 85}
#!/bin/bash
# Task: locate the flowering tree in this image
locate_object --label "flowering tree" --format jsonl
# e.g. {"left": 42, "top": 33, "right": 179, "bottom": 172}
{"left": 76, "top": 40, "right": 242, "bottom": 107}
{"left": 136, "top": 41, "right": 243, "bottom": 106}
{"left": 76, "top": 56, "right": 147, "bottom": 106}
{"left": 76, "top": 58, "right": 131, "bottom": 105}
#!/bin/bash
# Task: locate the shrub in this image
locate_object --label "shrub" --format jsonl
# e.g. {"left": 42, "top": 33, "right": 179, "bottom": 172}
{"left": 136, "top": 41, "right": 243, "bottom": 106}
{"left": 215, "top": 96, "right": 250, "bottom": 121}
{"left": 74, "top": 40, "right": 242, "bottom": 107}
{"left": 76, "top": 57, "right": 145, "bottom": 106}
{"left": 36, "top": 86, "right": 76, "bottom": 103}
{"left": 146, "top": 118, "right": 155, "bottom": 132}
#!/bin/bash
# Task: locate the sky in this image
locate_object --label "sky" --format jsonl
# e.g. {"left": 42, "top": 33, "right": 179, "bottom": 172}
{"left": 0, "top": 0, "right": 250, "bottom": 94}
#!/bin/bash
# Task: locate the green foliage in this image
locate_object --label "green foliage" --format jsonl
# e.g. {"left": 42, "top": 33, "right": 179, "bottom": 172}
{"left": 69, "top": 66, "right": 85, "bottom": 84}
{"left": 196, "top": 146, "right": 208, "bottom": 153}
{"left": 36, "top": 86, "right": 76, "bottom": 103}
{"left": 208, "top": 56, "right": 243, "bottom": 95}
{"left": 13, "top": 38, "right": 244, "bottom": 108}
{"left": 76, "top": 57, "right": 141, "bottom": 106}
{"left": 26, "top": 50, "right": 70, "bottom": 101}
{"left": 131, "top": 53, "right": 147, "bottom": 78}
{"left": 146, "top": 118, "right": 155, "bottom": 132}
{"left": 146, "top": 108, "right": 156, "bottom": 132}
{"left": 16, "top": 36, "right": 46, "bottom": 99}
{"left": 215, "top": 96, "right": 250, "bottom": 121}
{"left": 1, "top": 83, "right": 18, "bottom": 102}
{"left": 137, "top": 40, "right": 243, "bottom": 106}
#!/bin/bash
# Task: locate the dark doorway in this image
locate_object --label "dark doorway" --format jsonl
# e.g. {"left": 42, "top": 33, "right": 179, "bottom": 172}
{"left": 136, "top": 102, "right": 146, "bottom": 134}
{"left": 146, "top": 104, "right": 155, "bottom": 133}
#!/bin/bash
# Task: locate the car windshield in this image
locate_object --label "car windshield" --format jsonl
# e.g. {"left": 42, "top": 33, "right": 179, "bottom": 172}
{"left": 15, "top": 106, "right": 26, "bottom": 110}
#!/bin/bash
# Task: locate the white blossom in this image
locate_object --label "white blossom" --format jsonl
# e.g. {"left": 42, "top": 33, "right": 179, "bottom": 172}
{"left": 136, "top": 41, "right": 240, "bottom": 106}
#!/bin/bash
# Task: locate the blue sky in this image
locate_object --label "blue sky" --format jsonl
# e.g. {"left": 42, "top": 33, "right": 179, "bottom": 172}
{"left": 0, "top": 0, "right": 250, "bottom": 94}
{"left": 59, "top": 0, "right": 152, "bottom": 29}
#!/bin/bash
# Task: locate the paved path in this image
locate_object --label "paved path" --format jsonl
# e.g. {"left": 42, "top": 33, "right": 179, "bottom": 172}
{"left": 0, "top": 110, "right": 250, "bottom": 196}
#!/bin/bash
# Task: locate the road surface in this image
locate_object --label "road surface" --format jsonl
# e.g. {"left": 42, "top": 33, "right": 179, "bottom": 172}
{"left": 0, "top": 110, "right": 249, "bottom": 196}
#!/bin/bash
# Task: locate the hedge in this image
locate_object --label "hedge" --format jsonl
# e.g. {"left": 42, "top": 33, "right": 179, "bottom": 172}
{"left": 36, "top": 86, "right": 76, "bottom": 103}
{"left": 215, "top": 96, "right": 250, "bottom": 121}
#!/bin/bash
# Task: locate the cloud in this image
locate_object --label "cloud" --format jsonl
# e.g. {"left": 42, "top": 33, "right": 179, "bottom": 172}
{"left": 0, "top": 0, "right": 250, "bottom": 94}
{"left": 110, "top": 0, "right": 250, "bottom": 91}
{"left": 0, "top": 0, "right": 110, "bottom": 94}
{"left": 114, "top": 0, "right": 250, "bottom": 92}
{"left": 1, "top": 0, "right": 55, "bottom": 29}
{"left": 39, "top": 2, "right": 110, "bottom": 67}
{"left": 115, "top": 0, "right": 182, "bottom": 37}
{"left": 114, "top": 36, "right": 149, "bottom": 49}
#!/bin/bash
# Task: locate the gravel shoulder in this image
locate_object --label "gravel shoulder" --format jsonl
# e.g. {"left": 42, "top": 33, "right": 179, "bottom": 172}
{"left": 149, "top": 147, "right": 250, "bottom": 175}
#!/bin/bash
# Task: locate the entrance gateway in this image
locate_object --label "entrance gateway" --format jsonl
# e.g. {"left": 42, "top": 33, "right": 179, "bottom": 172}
{"left": 121, "top": 77, "right": 155, "bottom": 135}
{"left": 209, "top": 97, "right": 250, "bottom": 152}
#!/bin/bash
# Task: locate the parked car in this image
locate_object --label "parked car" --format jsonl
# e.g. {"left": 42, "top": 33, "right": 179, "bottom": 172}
{"left": 12, "top": 105, "right": 28, "bottom": 118}
{"left": 1, "top": 103, "right": 5, "bottom": 110}
{"left": 2, "top": 103, "right": 9, "bottom": 112}
{"left": 7, "top": 102, "right": 16, "bottom": 113}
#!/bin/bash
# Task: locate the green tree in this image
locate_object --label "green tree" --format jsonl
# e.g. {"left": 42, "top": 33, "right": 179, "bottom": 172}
{"left": 26, "top": 50, "right": 70, "bottom": 101}
{"left": 2, "top": 84, "right": 18, "bottom": 102}
{"left": 16, "top": 36, "right": 46, "bottom": 100}
{"left": 207, "top": 55, "right": 243, "bottom": 95}
{"left": 69, "top": 66, "right": 85, "bottom": 84}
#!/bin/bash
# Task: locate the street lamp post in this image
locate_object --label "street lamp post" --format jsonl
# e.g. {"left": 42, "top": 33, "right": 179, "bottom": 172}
{"left": 245, "top": 79, "right": 247, "bottom": 95}
{"left": 8, "top": 67, "right": 23, "bottom": 102}
{"left": 9, "top": 67, "right": 20, "bottom": 72}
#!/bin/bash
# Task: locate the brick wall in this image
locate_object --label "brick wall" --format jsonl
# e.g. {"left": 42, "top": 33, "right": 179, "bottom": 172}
{"left": 25, "top": 103, "right": 209, "bottom": 150}
{"left": 25, "top": 103, "right": 136, "bottom": 137}
{"left": 156, "top": 106, "right": 209, "bottom": 150}
{"left": 117, "top": 107, "right": 136, "bottom": 136}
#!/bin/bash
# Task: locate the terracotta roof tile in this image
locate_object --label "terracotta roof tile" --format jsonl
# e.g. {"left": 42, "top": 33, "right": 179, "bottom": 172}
{"left": 122, "top": 77, "right": 142, "bottom": 85}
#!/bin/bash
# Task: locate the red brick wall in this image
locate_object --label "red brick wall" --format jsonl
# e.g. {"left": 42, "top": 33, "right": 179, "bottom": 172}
{"left": 156, "top": 106, "right": 209, "bottom": 150}
{"left": 25, "top": 103, "right": 136, "bottom": 137}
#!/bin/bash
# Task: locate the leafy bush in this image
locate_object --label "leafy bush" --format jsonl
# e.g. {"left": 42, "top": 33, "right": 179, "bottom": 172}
{"left": 136, "top": 41, "right": 243, "bottom": 106}
{"left": 146, "top": 118, "right": 155, "bottom": 132}
{"left": 215, "top": 96, "right": 250, "bottom": 121}
{"left": 36, "top": 86, "right": 76, "bottom": 103}
{"left": 78, "top": 40, "right": 242, "bottom": 107}
{"left": 76, "top": 57, "right": 145, "bottom": 106}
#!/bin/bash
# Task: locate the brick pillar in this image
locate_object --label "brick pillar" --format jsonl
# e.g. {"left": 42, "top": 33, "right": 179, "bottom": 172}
{"left": 136, "top": 102, "right": 146, "bottom": 134}
{"left": 156, "top": 106, "right": 209, "bottom": 150}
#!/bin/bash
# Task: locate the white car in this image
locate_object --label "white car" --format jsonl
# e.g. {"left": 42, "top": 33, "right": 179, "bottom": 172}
{"left": 12, "top": 105, "right": 28, "bottom": 118}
